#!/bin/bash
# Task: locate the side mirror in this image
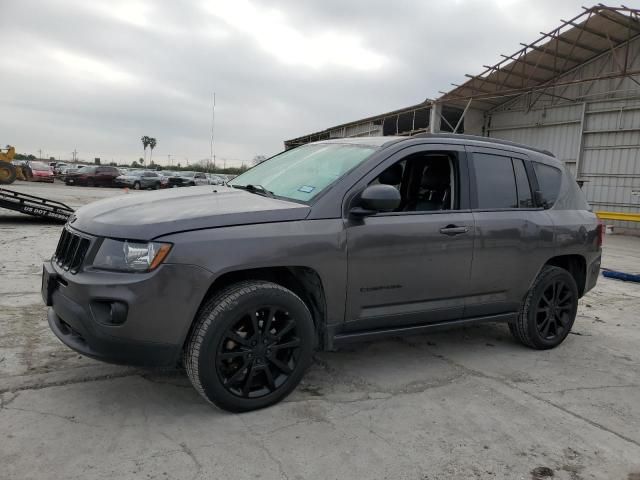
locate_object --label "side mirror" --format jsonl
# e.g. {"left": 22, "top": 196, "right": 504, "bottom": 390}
{"left": 350, "top": 184, "right": 401, "bottom": 216}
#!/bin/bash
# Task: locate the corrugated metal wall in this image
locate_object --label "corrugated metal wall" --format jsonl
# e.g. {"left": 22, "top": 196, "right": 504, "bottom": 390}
{"left": 487, "top": 35, "right": 640, "bottom": 231}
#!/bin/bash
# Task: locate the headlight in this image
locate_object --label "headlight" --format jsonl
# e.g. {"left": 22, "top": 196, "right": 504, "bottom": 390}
{"left": 93, "top": 239, "right": 172, "bottom": 272}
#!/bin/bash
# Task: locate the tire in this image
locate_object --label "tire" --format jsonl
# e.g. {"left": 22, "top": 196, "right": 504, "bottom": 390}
{"left": 87, "top": 178, "right": 95, "bottom": 187}
{"left": 0, "top": 162, "right": 17, "bottom": 184}
{"left": 184, "top": 280, "right": 315, "bottom": 412}
{"left": 133, "top": 181, "right": 141, "bottom": 190}
{"left": 509, "top": 266, "right": 578, "bottom": 350}
{"left": 154, "top": 182, "right": 160, "bottom": 190}
{"left": 189, "top": 182, "right": 196, "bottom": 186}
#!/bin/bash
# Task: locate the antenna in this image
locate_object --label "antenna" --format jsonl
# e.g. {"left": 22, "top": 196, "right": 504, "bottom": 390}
{"left": 210, "top": 92, "right": 216, "bottom": 171}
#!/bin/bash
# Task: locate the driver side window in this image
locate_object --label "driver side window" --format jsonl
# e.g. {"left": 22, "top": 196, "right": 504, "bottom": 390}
{"left": 372, "top": 151, "right": 459, "bottom": 212}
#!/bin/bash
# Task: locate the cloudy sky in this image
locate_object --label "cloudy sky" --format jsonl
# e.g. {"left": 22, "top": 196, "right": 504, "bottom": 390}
{"left": 2, "top": 0, "right": 591, "bottom": 167}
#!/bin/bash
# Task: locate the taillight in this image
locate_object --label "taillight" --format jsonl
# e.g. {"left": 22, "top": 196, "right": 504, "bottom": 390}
{"left": 597, "top": 221, "right": 604, "bottom": 248}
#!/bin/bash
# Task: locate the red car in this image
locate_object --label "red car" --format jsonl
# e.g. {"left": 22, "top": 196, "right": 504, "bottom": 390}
{"left": 29, "top": 162, "right": 55, "bottom": 183}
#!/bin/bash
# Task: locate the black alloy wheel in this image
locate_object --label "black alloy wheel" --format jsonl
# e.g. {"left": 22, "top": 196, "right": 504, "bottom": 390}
{"left": 509, "top": 265, "right": 579, "bottom": 349}
{"left": 184, "top": 281, "right": 315, "bottom": 412}
{"left": 534, "top": 279, "right": 575, "bottom": 341}
{"left": 217, "top": 306, "right": 301, "bottom": 399}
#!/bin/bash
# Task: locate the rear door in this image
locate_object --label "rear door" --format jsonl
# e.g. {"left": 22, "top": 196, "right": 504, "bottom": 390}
{"left": 466, "top": 147, "right": 555, "bottom": 317}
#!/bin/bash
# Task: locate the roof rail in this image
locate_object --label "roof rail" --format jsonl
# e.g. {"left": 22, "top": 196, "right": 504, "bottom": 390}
{"left": 410, "top": 133, "right": 556, "bottom": 157}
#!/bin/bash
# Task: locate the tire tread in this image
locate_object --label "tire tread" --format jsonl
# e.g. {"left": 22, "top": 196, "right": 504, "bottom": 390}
{"left": 184, "top": 280, "right": 310, "bottom": 410}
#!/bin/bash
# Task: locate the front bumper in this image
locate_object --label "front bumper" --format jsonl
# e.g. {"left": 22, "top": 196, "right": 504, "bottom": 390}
{"left": 43, "top": 259, "right": 212, "bottom": 367}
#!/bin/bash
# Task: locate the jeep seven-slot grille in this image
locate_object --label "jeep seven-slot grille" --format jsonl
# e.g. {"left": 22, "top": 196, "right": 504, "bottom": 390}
{"left": 54, "top": 228, "right": 91, "bottom": 273}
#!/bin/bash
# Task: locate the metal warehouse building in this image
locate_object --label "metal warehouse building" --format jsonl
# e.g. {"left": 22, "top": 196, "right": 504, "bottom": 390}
{"left": 284, "top": 5, "right": 640, "bottom": 231}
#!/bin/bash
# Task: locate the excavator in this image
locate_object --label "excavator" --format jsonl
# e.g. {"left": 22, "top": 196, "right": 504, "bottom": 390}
{"left": 0, "top": 145, "right": 32, "bottom": 184}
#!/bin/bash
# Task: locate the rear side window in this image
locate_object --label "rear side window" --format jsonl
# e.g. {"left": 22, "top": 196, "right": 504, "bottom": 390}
{"left": 473, "top": 153, "right": 518, "bottom": 209}
{"left": 533, "top": 162, "right": 562, "bottom": 208}
{"left": 513, "top": 158, "right": 534, "bottom": 208}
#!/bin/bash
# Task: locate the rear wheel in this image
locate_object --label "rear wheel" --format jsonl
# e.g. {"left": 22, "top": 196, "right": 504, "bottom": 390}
{"left": 509, "top": 266, "right": 578, "bottom": 349}
{"left": 184, "top": 281, "right": 315, "bottom": 412}
{"left": 133, "top": 181, "right": 141, "bottom": 190}
{"left": 154, "top": 182, "right": 160, "bottom": 190}
{"left": 0, "top": 162, "right": 17, "bottom": 184}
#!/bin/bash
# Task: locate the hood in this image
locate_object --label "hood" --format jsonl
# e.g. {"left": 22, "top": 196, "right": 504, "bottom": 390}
{"left": 72, "top": 185, "right": 310, "bottom": 240}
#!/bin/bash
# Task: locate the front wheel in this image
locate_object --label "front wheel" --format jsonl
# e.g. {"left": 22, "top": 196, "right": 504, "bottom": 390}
{"left": 0, "top": 162, "right": 17, "bottom": 184}
{"left": 133, "top": 181, "right": 141, "bottom": 190}
{"left": 184, "top": 281, "right": 315, "bottom": 412}
{"left": 509, "top": 266, "right": 578, "bottom": 349}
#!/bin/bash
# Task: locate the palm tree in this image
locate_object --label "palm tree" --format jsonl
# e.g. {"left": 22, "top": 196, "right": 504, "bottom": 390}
{"left": 148, "top": 138, "right": 157, "bottom": 165}
{"left": 141, "top": 136, "right": 150, "bottom": 164}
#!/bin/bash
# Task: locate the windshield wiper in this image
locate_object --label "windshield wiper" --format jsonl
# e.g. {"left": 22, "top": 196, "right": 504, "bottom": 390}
{"left": 231, "top": 184, "right": 275, "bottom": 198}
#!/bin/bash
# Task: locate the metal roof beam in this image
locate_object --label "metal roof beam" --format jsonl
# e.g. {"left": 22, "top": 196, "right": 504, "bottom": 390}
{"left": 518, "top": 43, "right": 584, "bottom": 66}
{"left": 562, "top": 19, "right": 626, "bottom": 43}
{"left": 464, "top": 74, "right": 521, "bottom": 90}
{"left": 499, "top": 54, "right": 562, "bottom": 73}
{"left": 544, "top": 32, "right": 601, "bottom": 54}
{"left": 595, "top": 9, "right": 640, "bottom": 33}
{"left": 486, "top": 63, "right": 547, "bottom": 83}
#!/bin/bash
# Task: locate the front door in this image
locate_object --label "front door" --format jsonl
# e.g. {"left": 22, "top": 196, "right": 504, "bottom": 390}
{"left": 344, "top": 144, "right": 475, "bottom": 332}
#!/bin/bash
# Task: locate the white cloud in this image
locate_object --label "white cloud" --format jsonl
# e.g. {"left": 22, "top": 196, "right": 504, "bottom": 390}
{"left": 202, "top": 0, "right": 387, "bottom": 70}
{"left": 49, "top": 49, "right": 138, "bottom": 85}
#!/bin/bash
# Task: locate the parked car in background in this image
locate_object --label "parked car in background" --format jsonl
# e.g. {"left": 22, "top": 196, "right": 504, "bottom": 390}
{"left": 59, "top": 166, "right": 78, "bottom": 179}
{"left": 206, "top": 173, "right": 226, "bottom": 185}
{"left": 53, "top": 163, "right": 68, "bottom": 175}
{"left": 42, "top": 134, "right": 602, "bottom": 412}
{"left": 167, "top": 171, "right": 209, "bottom": 187}
{"left": 114, "top": 170, "right": 163, "bottom": 190}
{"left": 64, "top": 165, "right": 120, "bottom": 187}
{"left": 29, "top": 161, "right": 55, "bottom": 183}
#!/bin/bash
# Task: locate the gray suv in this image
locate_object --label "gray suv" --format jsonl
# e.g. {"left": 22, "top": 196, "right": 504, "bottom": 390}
{"left": 42, "top": 134, "right": 602, "bottom": 412}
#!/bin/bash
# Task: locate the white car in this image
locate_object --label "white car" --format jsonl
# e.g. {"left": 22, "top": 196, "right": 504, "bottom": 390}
{"left": 206, "top": 173, "right": 226, "bottom": 185}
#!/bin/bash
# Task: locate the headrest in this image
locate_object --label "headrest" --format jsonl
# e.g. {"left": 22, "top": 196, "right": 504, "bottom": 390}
{"left": 379, "top": 163, "right": 403, "bottom": 185}
{"left": 421, "top": 161, "right": 450, "bottom": 189}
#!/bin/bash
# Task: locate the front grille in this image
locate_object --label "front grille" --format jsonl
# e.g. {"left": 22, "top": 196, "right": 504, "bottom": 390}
{"left": 53, "top": 228, "right": 91, "bottom": 273}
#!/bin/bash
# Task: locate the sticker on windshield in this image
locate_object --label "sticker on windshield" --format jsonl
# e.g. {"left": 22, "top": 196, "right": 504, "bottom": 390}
{"left": 298, "top": 185, "right": 315, "bottom": 193}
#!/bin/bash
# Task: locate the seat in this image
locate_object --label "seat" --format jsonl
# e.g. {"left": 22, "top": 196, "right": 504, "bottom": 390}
{"left": 413, "top": 161, "right": 451, "bottom": 211}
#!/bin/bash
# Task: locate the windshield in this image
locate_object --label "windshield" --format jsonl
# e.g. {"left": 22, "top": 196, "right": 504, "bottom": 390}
{"left": 31, "top": 162, "right": 50, "bottom": 171}
{"left": 181, "top": 171, "right": 195, "bottom": 177}
{"left": 230, "top": 144, "right": 375, "bottom": 202}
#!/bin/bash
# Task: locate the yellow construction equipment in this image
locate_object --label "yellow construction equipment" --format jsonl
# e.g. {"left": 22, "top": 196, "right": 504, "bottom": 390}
{"left": 0, "top": 145, "right": 32, "bottom": 184}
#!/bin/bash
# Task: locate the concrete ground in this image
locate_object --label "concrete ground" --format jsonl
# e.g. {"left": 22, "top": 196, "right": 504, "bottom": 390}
{"left": 1, "top": 181, "right": 639, "bottom": 480}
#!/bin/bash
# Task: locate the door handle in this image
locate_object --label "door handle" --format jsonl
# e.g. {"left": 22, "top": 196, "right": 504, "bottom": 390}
{"left": 439, "top": 225, "right": 468, "bottom": 236}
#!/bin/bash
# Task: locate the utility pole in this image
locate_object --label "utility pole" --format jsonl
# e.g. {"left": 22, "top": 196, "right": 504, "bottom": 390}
{"left": 38, "top": 149, "right": 42, "bottom": 160}
{"left": 167, "top": 154, "right": 172, "bottom": 166}
{"left": 210, "top": 92, "right": 216, "bottom": 170}
{"left": 72, "top": 149, "right": 78, "bottom": 163}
